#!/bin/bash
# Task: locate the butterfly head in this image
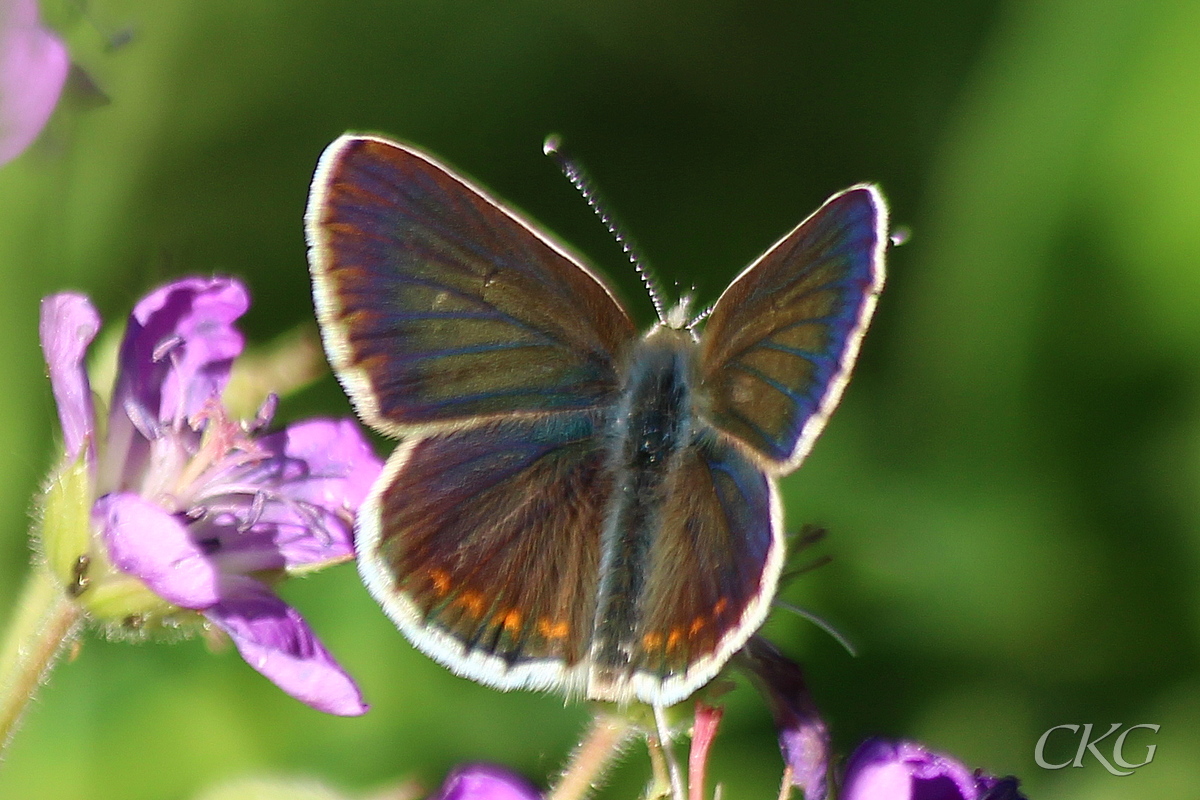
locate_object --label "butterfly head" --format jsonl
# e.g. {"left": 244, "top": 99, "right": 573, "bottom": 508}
{"left": 662, "top": 294, "right": 694, "bottom": 331}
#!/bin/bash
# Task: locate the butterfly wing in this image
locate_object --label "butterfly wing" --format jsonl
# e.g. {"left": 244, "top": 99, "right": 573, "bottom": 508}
{"left": 306, "top": 134, "right": 637, "bottom": 435}
{"left": 356, "top": 411, "right": 612, "bottom": 695}
{"left": 699, "top": 185, "right": 887, "bottom": 470}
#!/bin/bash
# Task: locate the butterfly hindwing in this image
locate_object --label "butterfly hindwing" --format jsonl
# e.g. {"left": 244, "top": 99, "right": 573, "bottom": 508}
{"left": 699, "top": 185, "right": 887, "bottom": 470}
{"left": 356, "top": 411, "right": 612, "bottom": 694}
{"left": 306, "top": 135, "right": 637, "bottom": 435}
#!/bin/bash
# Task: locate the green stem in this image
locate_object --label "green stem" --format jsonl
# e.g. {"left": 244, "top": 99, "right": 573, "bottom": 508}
{"left": 0, "top": 565, "right": 82, "bottom": 761}
{"left": 548, "top": 710, "right": 636, "bottom": 800}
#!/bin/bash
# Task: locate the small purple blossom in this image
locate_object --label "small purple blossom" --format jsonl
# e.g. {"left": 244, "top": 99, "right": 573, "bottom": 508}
{"left": 0, "top": 0, "right": 69, "bottom": 165}
{"left": 842, "top": 740, "right": 1026, "bottom": 800}
{"left": 430, "top": 765, "right": 542, "bottom": 800}
{"left": 39, "top": 276, "right": 382, "bottom": 716}
{"left": 738, "top": 637, "right": 1026, "bottom": 800}
{"left": 739, "top": 636, "right": 831, "bottom": 800}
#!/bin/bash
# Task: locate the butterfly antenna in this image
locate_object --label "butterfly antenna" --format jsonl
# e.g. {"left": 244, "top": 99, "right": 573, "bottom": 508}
{"left": 773, "top": 600, "right": 858, "bottom": 658}
{"left": 543, "top": 135, "right": 667, "bottom": 323}
{"left": 687, "top": 302, "right": 715, "bottom": 330}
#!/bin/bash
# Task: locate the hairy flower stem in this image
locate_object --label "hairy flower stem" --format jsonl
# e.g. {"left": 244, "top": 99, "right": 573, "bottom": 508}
{"left": 548, "top": 710, "right": 636, "bottom": 800}
{"left": 0, "top": 565, "right": 81, "bottom": 760}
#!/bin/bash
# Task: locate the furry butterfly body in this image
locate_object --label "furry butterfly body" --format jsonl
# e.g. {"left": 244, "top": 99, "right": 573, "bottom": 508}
{"left": 305, "top": 134, "right": 887, "bottom": 706}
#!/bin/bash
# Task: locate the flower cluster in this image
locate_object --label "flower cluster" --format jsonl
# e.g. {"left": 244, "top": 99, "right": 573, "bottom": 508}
{"left": 738, "top": 636, "right": 1026, "bottom": 800}
{"left": 421, "top": 740, "right": 1025, "bottom": 800}
{"left": 412, "top": 637, "right": 1028, "bottom": 800}
{"left": 39, "top": 276, "right": 381, "bottom": 715}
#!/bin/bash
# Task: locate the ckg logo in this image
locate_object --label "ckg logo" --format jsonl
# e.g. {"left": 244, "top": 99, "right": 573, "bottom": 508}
{"left": 1035, "top": 724, "right": 1160, "bottom": 776}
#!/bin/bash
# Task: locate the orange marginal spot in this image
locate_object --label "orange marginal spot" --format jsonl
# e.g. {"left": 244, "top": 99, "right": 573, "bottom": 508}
{"left": 453, "top": 591, "right": 485, "bottom": 618}
{"left": 713, "top": 597, "right": 728, "bottom": 615}
{"left": 537, "top": 618, "right": 570, "bottom": 640}
{"left": 497, "top": 609, "right": 523, "bottom": 635}
{"left": 689, "top": 616, "right": 707, "bottom": 636}
{"left": 428, "top": 568, "right": 451, "bottom": 596}
{"left": 666, "top": 628, "right": 684, "bottom": 652}
{"left": 642, "top": 631, "right": 663, "bottom": 651}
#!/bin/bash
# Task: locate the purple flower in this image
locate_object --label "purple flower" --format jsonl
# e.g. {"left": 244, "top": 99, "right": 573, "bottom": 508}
{"left": 842, "top": 740, "right": 1026, "bottom": 800}
{"left": 430, "top": 765, "right": 542, "bottom": 800}
{"left": 39, "top": 276, "right": 382, "bottom": 716}
{"left": 738, "top": 636, "right": 831, "bottom": 800}
{"left": 738, "top": 638, "right": 1026, "bottom": 800}
{"left": 0, "top": 0, "right": 69, "bottom": 165}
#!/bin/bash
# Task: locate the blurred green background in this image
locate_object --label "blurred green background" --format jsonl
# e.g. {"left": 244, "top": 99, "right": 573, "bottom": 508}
{"left": 3, "top": 0, "right": 1200, "bottom": 797}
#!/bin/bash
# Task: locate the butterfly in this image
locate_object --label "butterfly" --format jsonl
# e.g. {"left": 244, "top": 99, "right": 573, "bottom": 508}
{"left": 305, "top": 134, "right": 887, "bottom": 707}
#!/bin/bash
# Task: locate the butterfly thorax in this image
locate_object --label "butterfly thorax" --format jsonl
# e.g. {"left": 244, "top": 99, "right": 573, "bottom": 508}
{"left": 590, "top": 325, "right": 700, "bottom": 699}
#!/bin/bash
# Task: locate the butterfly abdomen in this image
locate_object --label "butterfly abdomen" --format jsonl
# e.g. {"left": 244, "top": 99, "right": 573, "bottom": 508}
{"left": 590, "top": 326, "right": 700, "bottom": 701}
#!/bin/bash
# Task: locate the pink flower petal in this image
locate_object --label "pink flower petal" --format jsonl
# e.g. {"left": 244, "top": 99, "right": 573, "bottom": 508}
{"left": 113, "top": 276, "right": 249, "bottom": 432}
{"left": 263, "top": 417, "right": 381, "bottom": 516}
{"left": 842, "top": 740, "right": 993, "bottom": 800}
{"left": 104, "top": 277, "right": 249, "bottom": 490}
{"left": 96, "top": 492, "right": 221, "bottom": 608}
{"left": 219, "top": 418, "right": 380, "bottom": 568}
{"left": 842, "top": 742, "right": 918, "bottom": 800}
{"left": 431, "top": 765, "right": 542, "bottom": 800}
{"left": 0, "top": 0, "right": 69, "bottom": 165}
{"left": 206, "top": 579, "right": 367, "bottom": 716}
{"left": 39, "top": 293, "right": 100, "bottom": 462}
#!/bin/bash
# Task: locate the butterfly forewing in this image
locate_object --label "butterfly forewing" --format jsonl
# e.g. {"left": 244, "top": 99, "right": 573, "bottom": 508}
{"left": 357, "top": 411, "right": 611, "bottom": 693}
{"left": 699, "top": 185, "right": 887, "bottom": 470}
{"left": 306, "top": 135, "right": 637, "bottom": 435}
